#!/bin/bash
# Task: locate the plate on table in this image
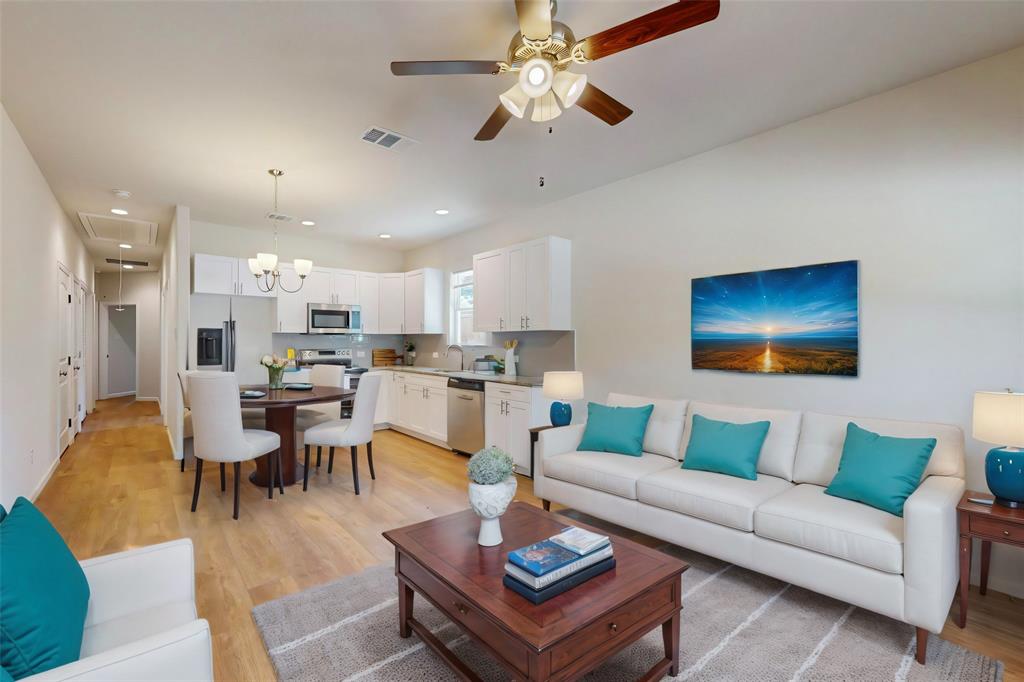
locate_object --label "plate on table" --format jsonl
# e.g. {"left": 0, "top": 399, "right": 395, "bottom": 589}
{"left": 240, "top": 390, "right": 266, "bottom": 398}
{"left": 284, "top": 383, "right": 313, "bottom": 390}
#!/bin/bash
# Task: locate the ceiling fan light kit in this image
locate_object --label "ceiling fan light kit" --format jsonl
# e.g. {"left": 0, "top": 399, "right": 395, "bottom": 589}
{"left": 390, "top": 0, "right": 720, "bottom": 140}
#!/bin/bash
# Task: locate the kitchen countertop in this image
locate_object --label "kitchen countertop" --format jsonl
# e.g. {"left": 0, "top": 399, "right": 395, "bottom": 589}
{"left": 370, "top": 365, "right": 544, "bottom": 387}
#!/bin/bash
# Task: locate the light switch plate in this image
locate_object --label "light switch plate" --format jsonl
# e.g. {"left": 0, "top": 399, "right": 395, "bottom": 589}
{"left": 432, "top": 352, "right": 439, "bottom": 358}
{"left": 356, "top": 351, "right": 366, "bottom": 358}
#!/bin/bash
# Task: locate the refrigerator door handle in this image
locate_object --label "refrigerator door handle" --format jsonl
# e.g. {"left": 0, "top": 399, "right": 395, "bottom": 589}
{"left": 229, "top": 320, "right": 237, "bottom": 372}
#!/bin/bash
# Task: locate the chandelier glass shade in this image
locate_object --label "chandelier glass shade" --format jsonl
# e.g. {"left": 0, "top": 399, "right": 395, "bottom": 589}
{"left": 250, "top": 170, "right": 313, "bottom": 294}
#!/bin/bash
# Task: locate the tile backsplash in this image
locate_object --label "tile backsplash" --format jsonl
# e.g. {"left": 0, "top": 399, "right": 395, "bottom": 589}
{"left": 272, "top": 333, "right": 403, "bottom": 368}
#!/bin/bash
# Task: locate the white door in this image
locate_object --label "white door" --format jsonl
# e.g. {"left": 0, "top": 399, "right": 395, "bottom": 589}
{"left": 333, "top": 270, "right": 359, "bottom": 305}
{"left": 193, "top": 254, "right": 238, "bottom": 295}
{"left": 404, "top": 271, "right": 424, "bottom": 334}
{"left": 74, "top": 282, "right": 87, "bottom": 431}
{"left": 379, "top": 273, "right": 405, "bottom": 334}
{"left": 425, "top": 386, "right": 447, "bottom": 441}
{"left": 104, "top": 304, "right": 137, "bottom": 398}
{"left": 235, "top": 258, "right": 274, "bottom": 298}
{"left": 274, "top": 264, "right": 307, "bottom": 332}
{"left": 484, "top": 396, "right": 507, "bottom": 450}
{"left": 304, "top": 267, "right": 333, "bottom": 306}
{"left": 358, "top": 273, "right": 380, "bottom": 334}
{"left": 473, "top": 249, "right": 507, "bottom": 332}
{"left": 506, "top": 399, "right": 531, "bottom": 475}
{"left": 57, "top": 266, "right": 73, "bottom": 453}
{"left": 507, "top": 245, "right": 527, "bottom": 331}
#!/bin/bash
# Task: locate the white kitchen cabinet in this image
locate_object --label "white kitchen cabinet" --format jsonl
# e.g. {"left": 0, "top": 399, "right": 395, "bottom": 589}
{"left": 472, "top": 237, "right": 571, "bottom": 332}
{"left": 423, "top": 385, "right": 447, "bottom": 441}
{"left": 389, "top": 372, "right": 407, "bottom": 427}
{"left": 331, "top": 270, "right": 359, "bottom": 305}
{"left": 403, "top": 268, "right": 444, "bottom": 334}
{"left": 234, "top": 259, "right": 275, "bottom": 298}
{"left": 273, "top": 264, "right": 306, "bottom": 332}
{"left": 483, "top": 382, "right": 551, "bottom": 476}
{"left": 472, "top": 249, "right": 508, "bottom": 332}
{"left": 304, "top": 267, "right": 333, "bottom": 306}
{"left": 359, "top": 272, "right": 380, "bottom": 334}
{"left": 379, "top": 273, "right": 405, "bottom": 334}
{"left": 193, "top": 254, "right": 238, "bottom": 295}
{"left": 379, "top": 371, "right": 448, "bottom": 443}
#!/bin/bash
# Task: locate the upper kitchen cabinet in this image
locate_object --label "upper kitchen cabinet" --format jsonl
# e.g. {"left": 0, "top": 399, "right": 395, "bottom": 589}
{"left": 192, "top": 254, "right": 274, "bottom": 297}
{"left": 358, "top": 272, "right": 380, "bottom": 334}
{"left": 404, "top": 268, "right": 444, "bottom": 334}
{"left": 472, "top": 236, "right": 571, "bottom": 332}
{"left": 235, "top": 259, "right": 275, "bottom": 297}
{"left": 378, "top": 273, "right": 405, "bottom": 334}
{"left": 331, "top": 270, "right": 359, "bottom": 305}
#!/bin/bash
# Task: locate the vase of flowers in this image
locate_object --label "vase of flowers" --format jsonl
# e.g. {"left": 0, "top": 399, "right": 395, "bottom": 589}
{"left": 467, "top": 447, "right": 517, "bottom": 546}
{"left": 260, "top": 354, "right": 288, "bottom": 389}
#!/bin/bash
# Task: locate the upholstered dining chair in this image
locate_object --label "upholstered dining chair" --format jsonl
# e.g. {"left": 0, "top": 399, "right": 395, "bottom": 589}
{"left": 187, "top": 372, "right": 284, "bottom": 519}
{"left": 296, "top": 364, "right": 346, "bottom": 466}
{"left": 301, "top": 374, "right": 382, "bottom": 494}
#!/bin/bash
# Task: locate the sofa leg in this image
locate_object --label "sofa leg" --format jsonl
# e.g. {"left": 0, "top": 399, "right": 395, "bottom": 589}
{"left": 915, "top": 627, "right": 928, "bottom": 664}
{"left": 542, "top": 499, "right": 551, "bottom": 512}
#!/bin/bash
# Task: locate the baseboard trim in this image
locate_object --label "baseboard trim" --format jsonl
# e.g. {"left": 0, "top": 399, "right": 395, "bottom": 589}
{"left": 165, "top": 427, "right": 182, "bottom": 461}
{"left": 136, "top": 396, "right": 160, "bottom": 402}
{"left": 29, "top": 456, "right": 61, "bottom": 502}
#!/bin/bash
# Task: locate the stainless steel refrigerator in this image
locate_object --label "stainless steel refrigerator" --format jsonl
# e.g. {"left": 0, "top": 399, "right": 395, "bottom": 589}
{"left": 189, "top": 294, "right": 276, "bottom": 385}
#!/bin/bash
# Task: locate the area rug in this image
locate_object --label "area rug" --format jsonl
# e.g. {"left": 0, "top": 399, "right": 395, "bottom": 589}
{"left": 252, "top": 546, "right": 1002, "bottom": 682}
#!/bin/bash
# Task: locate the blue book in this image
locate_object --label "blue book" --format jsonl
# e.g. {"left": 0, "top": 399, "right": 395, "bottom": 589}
{"left": 508, "top": 540, "right": 582, "bottom": 577}
{"left": 503, "top": 558, "right": 616, "bottom": 605}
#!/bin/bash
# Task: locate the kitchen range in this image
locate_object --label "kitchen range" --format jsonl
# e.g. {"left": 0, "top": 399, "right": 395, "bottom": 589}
{"left": 295, "top": 349, "right": 366, "bottom": 419}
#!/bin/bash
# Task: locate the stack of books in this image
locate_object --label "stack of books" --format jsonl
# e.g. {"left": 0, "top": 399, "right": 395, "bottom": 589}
{"left": 503, "top": 526, "right": 615, "bottom": 604}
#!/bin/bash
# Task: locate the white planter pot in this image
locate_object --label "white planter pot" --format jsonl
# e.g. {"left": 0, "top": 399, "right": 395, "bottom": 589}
{"left": 468, "top": 477, "right": 518, "bottom": 546}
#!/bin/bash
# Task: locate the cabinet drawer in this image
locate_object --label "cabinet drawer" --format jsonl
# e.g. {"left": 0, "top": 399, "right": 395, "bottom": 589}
{"left": 404, "top": 374, "right": 449, "bottom": 391}
{"left": 485, "top": 382, "right": 531, "bottom": 403}
{"left": 549, "top": 580, "right": 674, "bottom": 673}
{"left": 970, "top": 516, "right": 1024, "bottom": 544}
{"left": 399, "top": 555, "right": 530, "bottom": 675}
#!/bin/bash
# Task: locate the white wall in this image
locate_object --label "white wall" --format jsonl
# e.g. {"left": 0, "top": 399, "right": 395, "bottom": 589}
{"left": 160, "top": 206, "right": 190, "bottom": 459}
{"left": 95, "top": 271, "right": 161, "bottom": 399}
{"left": 190, "top": 220, "right": 404, "bottom": 273}
{"left": 1, "top": 105, "right": 95, "bottom": 508}
{"left": 405, "top": 48, "right": 1024, "bottom": 595}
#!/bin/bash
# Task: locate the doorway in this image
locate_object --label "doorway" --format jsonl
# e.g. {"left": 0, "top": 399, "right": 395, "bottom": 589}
{"left": 100, "top": 303, "right": 138, "bottom": 398}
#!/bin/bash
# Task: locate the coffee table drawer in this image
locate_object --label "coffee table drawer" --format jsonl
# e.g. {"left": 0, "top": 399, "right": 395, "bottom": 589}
{"left": 400, "top": 555, "right": 530, "bottom": 675}
{"left": 970, "top": 516, "right": 1024, "bottom": 543}
{"left": 550, "top": 579, "right": 674, "bottom": 672}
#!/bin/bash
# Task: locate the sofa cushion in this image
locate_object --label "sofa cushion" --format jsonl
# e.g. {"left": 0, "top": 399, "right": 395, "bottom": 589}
{"left": 684, "top": 402, "right": 801, "bottom": 480}
{"left": 607, "top": 393, "right": 688, "bottom": 459}
{"left": 577, "top": 403, "right": 654, "bottom": 456}
{"left": 637, "top": 468, "right": 792, "bottom": 532}
{"left": 80, "top": 600, "right": 197, "bottom": 658}
{"left": 754, "top": 484, "right": 905, "bottom": 574}
{"left": 794, "top": 412, "right": 965, "bottom": 487}
{"left": 681, "top": 415, "right": 771, "bottom": 480}
{"left": 544, "top": 451, "right": 678, "bottom": 500}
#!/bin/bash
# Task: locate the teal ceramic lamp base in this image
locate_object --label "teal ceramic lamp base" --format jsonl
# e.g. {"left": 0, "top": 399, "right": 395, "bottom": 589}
{"left": 985, "top": 446, "right": 1024, "bottom": 509}
{"left": 550, "top": 401, "right": 572, "bottom": 427}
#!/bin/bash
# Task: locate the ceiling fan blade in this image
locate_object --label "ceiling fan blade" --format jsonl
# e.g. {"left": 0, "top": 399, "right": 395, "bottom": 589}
{"left": 390, "top": 61, "right": 500, "bottom": 76}
{"left": 576, "top": 83, "right": 633, "bottom": 126}
{"left": 515, "top": 0, "right": 553, "bottom": 40}
{"left": 474, "top": 105, "right": 514, "bottom": 141}
{"left": 575, "top": 0, "right": 719, "bottom": 62}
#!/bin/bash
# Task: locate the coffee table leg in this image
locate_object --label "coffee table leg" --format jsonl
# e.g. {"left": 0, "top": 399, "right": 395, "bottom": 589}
{"left": 663, "top": 610, "right": 681, "bottom": 676}
{"left": 399, "top": 578, "right": 414, "bottom": 638}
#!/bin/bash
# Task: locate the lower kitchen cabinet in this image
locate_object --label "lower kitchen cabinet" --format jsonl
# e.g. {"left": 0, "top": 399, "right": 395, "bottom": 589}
{"left": 385, "top": 372, "right": 448, "bottom": 444}
{"left": 483, "top": 383, "right": 550, "bottom": 476}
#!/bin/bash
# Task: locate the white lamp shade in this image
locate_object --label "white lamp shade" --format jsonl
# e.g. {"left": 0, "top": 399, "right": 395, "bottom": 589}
{"left": 256, "top": 252, "right": 278, "bottom": 273}
{"left": 247, "top": 258, "right": 262, "bottom": 275}
{"left": 293, "top": 258, "right": 314, "bottom": 277}
{"left": 543, "top": 371, "right": 584, "bottom": 401}
{"left": 499, "top": 83, "right": 529, "bottom": 119}
{"left": 973, "top": 391, "right": 1024, "bottom": 447}
{"left": 518, "top": 57, "right": 553, "bottom": 98}
{"left": 552, "top": 71, "right": 587, "bottom": 108}
{"left": 530, "top": 91, "right": 562, "bottom": 122}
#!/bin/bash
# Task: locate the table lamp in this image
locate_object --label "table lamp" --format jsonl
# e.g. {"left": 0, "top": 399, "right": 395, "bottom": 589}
{"left": 973, "top": 390, "right": 1024, "bottom": 509}
{"left": 543, "top": 371, "right": 584, "bottom": 427}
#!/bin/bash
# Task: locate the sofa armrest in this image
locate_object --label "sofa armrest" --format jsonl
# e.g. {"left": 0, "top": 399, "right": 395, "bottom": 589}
{"left": 903, "top": 475, "right": 965, "bottom": 633}
{"left": 80, "top": 539, "right": 196, "bottom": 627}
{"left": 537, "top": 424, "right": 585, "bottom": 461}
{"left": 22, "top": 619, "right": 212, "bottom": 682}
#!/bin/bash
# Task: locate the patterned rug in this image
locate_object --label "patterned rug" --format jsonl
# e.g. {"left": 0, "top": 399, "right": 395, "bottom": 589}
{"left": 252, "top": 546, "right": 1002, "bottom": 681}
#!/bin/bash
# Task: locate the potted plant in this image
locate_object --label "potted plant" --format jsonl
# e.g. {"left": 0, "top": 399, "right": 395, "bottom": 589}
{"left": 404, "top": 341, "right": 416, "bottom": 366}
{"left": 260, "top": 354, "right": 288, "bottom": 390}
{"left": 467, "top": 447, "right": 517, "bottom": 546}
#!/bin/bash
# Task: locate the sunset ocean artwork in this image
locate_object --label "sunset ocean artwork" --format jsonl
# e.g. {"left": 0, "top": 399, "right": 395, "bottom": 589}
{"left": 691, "top": 261, "right": 859, "bottom": 376}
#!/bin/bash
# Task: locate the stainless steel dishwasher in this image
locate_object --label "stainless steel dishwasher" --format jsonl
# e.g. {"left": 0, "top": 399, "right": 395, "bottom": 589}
{"left": 447, "top": 377, "right": 485, "bottom": 455}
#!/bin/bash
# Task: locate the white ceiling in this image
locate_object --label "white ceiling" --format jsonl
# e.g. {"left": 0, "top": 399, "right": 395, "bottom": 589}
{"left": 3, "top": 0, "right": 1023, "bottom": 265}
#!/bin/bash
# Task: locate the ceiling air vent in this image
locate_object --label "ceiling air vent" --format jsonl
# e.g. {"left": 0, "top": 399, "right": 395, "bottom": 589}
{"left": 265, "top": 212, "right": 294, "bottom": 222}
{"left": 104, "top": 258, "right": 150, "bottom": 267}
{"left": 361, "top": 126, "right": 418, "bottom": 152}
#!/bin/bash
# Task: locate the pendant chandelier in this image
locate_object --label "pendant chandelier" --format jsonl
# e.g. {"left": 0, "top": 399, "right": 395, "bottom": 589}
{"left": 247, "top": 169, "right": 313, "bottom": 293}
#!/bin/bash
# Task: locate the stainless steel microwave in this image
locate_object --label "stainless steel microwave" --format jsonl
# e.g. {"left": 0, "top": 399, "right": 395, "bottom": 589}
{"left": 307, "top": 303, "right": 361, "bottom": 334}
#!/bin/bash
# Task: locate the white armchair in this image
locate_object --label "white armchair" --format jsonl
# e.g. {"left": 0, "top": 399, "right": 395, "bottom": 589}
{"left": 23, "top": 539, "right": 212, "bottom": 681}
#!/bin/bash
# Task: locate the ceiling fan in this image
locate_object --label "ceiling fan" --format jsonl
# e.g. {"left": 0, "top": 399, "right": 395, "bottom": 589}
{"left": 391, "top": 0, "right": 720, "bottom": 141}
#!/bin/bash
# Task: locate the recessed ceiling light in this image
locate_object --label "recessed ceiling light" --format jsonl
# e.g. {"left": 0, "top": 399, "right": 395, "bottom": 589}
{"left": 434, "top": 209, "right": 449, "bottom": 216}
{"left": 123, "top": 264, "right": 134, "bottom": 269}
{"left": 119, "top": 243, "right": 132, "bottom": 249}
{"left": 301, "top": 220, "right": 315, "bottom": 226}
{"left": 111, "top": 208, "right": 128, "bottom": 216}
{"left": 378, "top": 233, "right": 392, "bottom": 239}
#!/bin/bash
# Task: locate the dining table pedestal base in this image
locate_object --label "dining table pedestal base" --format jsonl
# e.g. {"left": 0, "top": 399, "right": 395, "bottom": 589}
{"left": 251, "top": 405, "right": 298, "bottom": 487}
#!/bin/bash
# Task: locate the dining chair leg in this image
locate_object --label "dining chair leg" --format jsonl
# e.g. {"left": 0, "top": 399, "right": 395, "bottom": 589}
{"left": 267, "top": 454, "right": 274, "bottom": 500}
{"left": 350, "top": 446, "right": 360, "bottom": 495}
{"left": 233, "top": 462, "right": 241, "bottom": 520}
{"left": 180, "top": 456, "right": 185, "bottom": 473}
{"left": 220, "top": 463, "right": 226, "bottom": 492}
{"left": 276, "top": 448, "right": 285, "bottom": 495}
{"left": 366, "top": 441, "right": 376, "bottom": 480}
{"left": 190, "top": 459, "right": 204, "bottom": 512}
{"left": 303, "top": 445, "right": 311, "bottom": 491}
{"left": 316, "top": 446, "right": 322, "bottom": 468}
{"left": 328, "top": 447, "right": 335, "bottom": 474}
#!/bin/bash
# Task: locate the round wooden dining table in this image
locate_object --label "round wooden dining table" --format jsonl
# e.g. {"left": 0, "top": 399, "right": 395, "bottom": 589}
{"left": 240, "top": 384, "right": 355, "bottom": 487}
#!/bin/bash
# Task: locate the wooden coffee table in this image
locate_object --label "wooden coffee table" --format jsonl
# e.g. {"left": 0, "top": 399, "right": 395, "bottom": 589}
{"left": 383, "top": 502, "right": 688, "bottom": 681}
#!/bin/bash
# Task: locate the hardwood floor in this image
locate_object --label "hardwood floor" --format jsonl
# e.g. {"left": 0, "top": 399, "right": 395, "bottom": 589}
{"left": 37, "top": 397, "right": 1024, "bottom": 681}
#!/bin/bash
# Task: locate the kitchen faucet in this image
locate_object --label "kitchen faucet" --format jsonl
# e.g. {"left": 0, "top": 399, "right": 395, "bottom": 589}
{"left": 445, "top": 344, "right": 466, "bottom": 371}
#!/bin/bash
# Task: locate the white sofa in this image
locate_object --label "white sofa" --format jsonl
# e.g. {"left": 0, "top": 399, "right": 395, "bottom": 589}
{"left": 535, "top": 394, "right": 965, "bottom": 665}
{"left": 24, "top": 539, "right": 213, "bottom": 681}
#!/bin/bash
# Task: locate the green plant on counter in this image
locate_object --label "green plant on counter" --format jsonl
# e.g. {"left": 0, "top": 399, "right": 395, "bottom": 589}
{"left": 404, "top": 341, "right": 416, "bottom": 353}
{"left": 467, "top": 447, "right": 515, "bottom": 485}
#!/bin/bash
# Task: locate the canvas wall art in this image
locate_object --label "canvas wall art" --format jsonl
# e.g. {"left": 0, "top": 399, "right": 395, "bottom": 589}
{"left": 691, "top": 260, "right": 859, "bottom": 376}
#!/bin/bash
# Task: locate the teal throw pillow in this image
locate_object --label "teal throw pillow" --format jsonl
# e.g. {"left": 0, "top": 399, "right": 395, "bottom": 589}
{"left": 825, "top": 422, "right": 936, "bottom": 517}
{"left": 681, "top": 414, "right": 771, "bottom": 480}
{"left": 0, "top": 504, "right": 6, "bottom": 523}
{"left": 0, "top": 497, "right": 90, "bottom": 679}
{"left": 577, "top": 402, "right": 654, "bottom": 457}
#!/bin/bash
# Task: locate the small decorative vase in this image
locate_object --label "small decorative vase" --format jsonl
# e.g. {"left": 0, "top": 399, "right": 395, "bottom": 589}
{"left": 985, "top": 447, "right": 1024, "bottom": 509}
{"left": 504, "top": 348, "right": 516, "bottom": 377}
{"left": 267, "top": 366, "right": 285, "bottom": 390}
{"left": 468, "top": 477, "right": 518, "bottom": 546}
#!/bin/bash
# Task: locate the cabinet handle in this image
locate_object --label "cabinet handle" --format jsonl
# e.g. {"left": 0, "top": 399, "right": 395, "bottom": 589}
{"left": 499, "top": 317, "right": 503, "bottom": 330}
{"left": 453, "top": 601, "right": 468, "bottom": 616}
{"left": 520, "top": 316, "right": 525, "bottom": 330}
{"left": 526, "top": 316, "right": 530, "bottom": 329}
{"left": 1004, "top": 530, "right": 1011, "bottom": 536}
{"left": 609, "top": 622, "right": 618, "bottom": 633}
